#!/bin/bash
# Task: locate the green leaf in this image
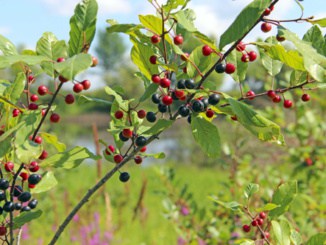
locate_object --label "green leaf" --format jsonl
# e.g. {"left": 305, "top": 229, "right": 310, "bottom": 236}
{"left": 142, "top": 152, "right": 166, "bottom": 159}
{"left": 191, "top": 116, "right": 221, "bottom": 158}
{"left": 290, "top": 230, "right": 302, "bottom": 245}
{"left": 306, "top": 233, "right": 326, "bottom": 245}
{"left": 0, "top": 55, "right": 51, "bottom": 69}
{"left": 244, "top": 183, "right": 259, "bottom": 199}
{"left": 106, "top": 19, "right": 141, "bottom": 34}
{"left": 68, "top": 0, "right": 98, "bottom": 56}
{"left": 307, "top": 18, "right": 326, "bottom": 27}
{"left": 36, "top": 32, "right": 67, "bottom": 77}
{"left": 78, "top": 95, "right": 113, "bottom": 106}
{"left": 105, "top": 86, "right": 128, "bottom": 112}
{"left": 255, "top": 203, "right": 280, "bottom": 212}
{"left": 219, "top": 0, "right": 271, "bottom": 49}
{"left": 13, "top": 210, "right": 43, "bottom": 229}
{"left": 0, "top": 34, "right": 18, "bottom": 55}
{"left": 139, "top": 83, "right": 159, "bottom": 102}
{"left": 40, "top": 132, "right": 66, "bottom": 152}
{"left": 163, "top": 0, "right": 190, "bottom": 12}
{"left": 143, "top": 119, "right": 174, "bottom": 135}
{"left": 290, "top": 70, "right": 307, "bottom": 86}
{"left": 0, "top": 137, "right": 11, "bottom": 159}
{"left": 259, "top": 37, "right": 283, "bottom": 76}
{"left": 228, "top": 98, "right": 285, "bottom": 145}
{"left": 31, "top": 171, "right": 58, "bottom": 194}
{"left": 303, "top": 25, "right": 326, "bottom": 56}
{"left": 3, "top": 72, "right": 25, "bottom": 105}
{"left": 272, "top": 220, "right": 291, "bottom": 245}
{"left": 15, "top": 140, "right": 42, "bottom": 163}
{"left": 227, "top": 50, "right": 248, "bottom": 82}
{"left": 209, "top": 197, "right": 242, "bottom": 212}
{"left": 41, "top": 146, "right": 100, "bottom": 169}
{"left": 173, "top": 9, "right": 197, "bottom": 32}
{"left": 139, "top": 15, "right": 164, "bottom": 36}
{"left": 15, "top": 111, "right": 42, "bottom": 146}
{"left": 269, "top": 181, "right": 297, "bottom": 218}
{"left": 186, "top": 45, "right": 213, "bottom": 78}
{"left": 54, "top": 53, "right": 92, "bottom": 80}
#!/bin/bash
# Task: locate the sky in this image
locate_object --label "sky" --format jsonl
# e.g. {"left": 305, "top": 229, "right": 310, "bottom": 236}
{"left": 0, "top": 0, "right": 325, "bottom": 52}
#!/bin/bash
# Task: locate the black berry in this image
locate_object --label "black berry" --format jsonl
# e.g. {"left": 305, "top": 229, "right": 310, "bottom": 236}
{"left": 119, "top": 172, "right": 130, "bottom": 182}
{"left": 13, "top": 185, "right": 23, "bottom": 197}
{"left": 18, "top": 192, "right": 32, "bottom": 202}
{"left": 14, "top": 202, "right": 22, "bottom": 210}
{"left": 0, "top": 192, "right": 5, "bottom": 201}
{"left": 119, "top": 132, "right": 129, "bottom": 142}
{"left": 146, "top": 112, "right": 157, "bottom": 123}
{"left": 0, "top": 179, "right": 9, "bottom": 190}
{"left": 21, "top": 206, "right": 31, "bottom": 212}
{"left": 215, "top": 63, "right": 226, "bottom": 73}
{"left": 179, "top": 106, "right": 190, "bottom": 117}
{"left": 28, "top": 174, "right": 42, "bottom": 185}
{"left": 151, "top": 94, "right": 160, "bottom": 104}
{"left": 208, "top": 94, "right": 220, "bottom": 105}
{"left": 135, "top": 136, "right": 147, "bottom": 147}
{"left": 158, "top": 103, "right": 168, "bottom": 113}
{"left": 28, "top": 199, "right": 38, "bottom": 209}
{"left": 3, "top": 201, "right": 15, "bottom": 212}
{"left": 177, "top": 79, "right": 186, "bottom": 89}
{"left": 185, "top": 79, "right": 195, "bottom": 89}
{"left": 192, "top": 100, "right": 205, "bottom": 112}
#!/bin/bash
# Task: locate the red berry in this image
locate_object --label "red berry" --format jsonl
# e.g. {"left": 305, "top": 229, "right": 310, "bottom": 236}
{"left": 20, "top": 172, "right": 29, "bottom": 181}
{"left": 65, "top": 94, "right": 75, "bottom": 104}
{"left": 181, "top": 53, "right": 189, "bottom": 61}
{"left": 251, "top": 220, "right": 258, "bottom": 226}
{"left": 206, "top": 109, "right": 214, "bottom": 118}
{"left": 174, "top": 90, "right": 185, "bottom": 99}
{"left": 134, "top": 156, "right": 143, "bottom": 164}
{"left": 30, "top": 94, "right": 39, "bottom": 102}
{"left": 140, "top": 146, "right": 147, "bottom": 152}
{"left": 39, "top": 150, "right": 48, "bottom": 160}
{"left": 267, "top": 90, "right": 276, "bottom": 99}
{"left": 37, "top": 85, "right": 48, "bottom": 96}
{"left": 81, "top": 80, "right": 91, "bottom": 90}
{"left": 114, "top": 110, "right": 124, "bottom": 119}
{"left": 28, "top": 75, "right": 35, "bottom": 82}
{"left": 91, "top": 56, "right": 98, "bottom": 67}
{"left": 225, "top": 63, "right": 236, "bottom": 74}
{"left": 261, "top": 231, "right": 270, "bottom": 239}
{"left": 242, "top": 225, "right": 251, "bottom": 233}
{"left": 261, "top": 22, "right": 272, "bottom": 33}
{"left": 270, "top": 5, "right": 274, "bottom": 11}
{"left": 34, "top": 136, "right": 42, "bottom": 144}
{"left": 73, "top": 83, "right": 84, "bottom": 93}
{"left": 246, "top": 90, "right": 255, "bottom": 100}
{"left": 28, "top": 103, "right": 38, "bottom": 110}
{"left": 173, "top": 34, "right": 183, "bottom": 45}
{"left": 28, "top": 184, "right": 36, "bottom": 189}
{"left": 59, "top": 75, "right": 69, "bottom": 83}
{"left": 149, "top": 55, "right": 157, "bottom": 64}
{"left": 259, "top": 212, "right": 267, "bottom": 219}
{"left": 202, "top": 45, "right": 213, "bottom": 56}
{"left": 162, "top": 95, "right": 173, "bottom": 106}
{"left": 12, "top": 109, "right": 20, "bottom": 117}
{"left": 305, "top": 157, "right": 313, "bottom": 166}
{"left": 57, "top": 57, "right": 65, "bottom": 62}
{"left": 122, "top": 129, "right": 133, "bottom": 138}
{"left": 151, "top": 74, "right": 161, "bottom": 84}
{"left": 105, "top": 145, "right": 115, "bottom": 155}
{"left": 248, "top": 51, "right": 257, "bottom": 62}
{"left": 276, "top": 35, "right": 285, "bottom": 42}
{"left": 151, "top": 34, "right": 161, "bottom": 44}
{"left": 283, "top": 99, "right": 293, "bottom": 108}
{"left": 160, "top": 78, "right": 171, "bottom": 88}
{"left": 182, "top": 67, "right": 187, "bottom": 73}
{"left": 273, "top": 95, "right": 281, "bottom": 103}
{"left": 301, "top": 93, "right": 310, "bottom": 102}
{"left": 41, "top": 109, "right": 46, "bottom": 117}
{"left": 137, "top": 110, "right": 146, "bottom": 119}
{"left": 50, "top": 113, "right": 60, "bottom": 123}
{"left": 4, "top": 162, "right": 14, "bottom": 172}
{"left": 257, "top": 218, "right": 264, "bottom": 226}
{"left": 29, "top": 161, "right": 40, "bottom": 172}
{"left": 241, "top": 54, "right": 250, "bottom": 63}
{"left": 231, "top": 115, "right": 238, "bottom": 121}
{"left": 264, "top": 8, "right": 271, "bottom": 16}
{"left": 113, "top": 154, "right": 123, "bottom": 164}
{"left": 0, "top": 226, "right": 7, "bottom": 236}
{"left": 236, "top": 42, "right": 246, "bottom": 52}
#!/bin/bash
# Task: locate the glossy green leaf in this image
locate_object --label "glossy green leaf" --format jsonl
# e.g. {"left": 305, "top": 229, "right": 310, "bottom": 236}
{"left": 68, "top": 0, "right": 98, "bottom": 56}
{"left": 259, "top": 37, "right": 283, "bottom": 76}
{"left": 219, "top": 0, "right": 271, "bottom": 49}
{"left": 290, "top": 70, "right": 307, "bottom": 86}
{"left": 78, "top": 95, "right": 113, "bottom": 106}
{"left": 139, "top": 83, "right": 159, "bottom": 102}
{"left": 0, "top": 55, "right": 51, "bottom": 69}
{"left": 191, "top": 116, "right": 221, "bottom": 158}
{"left": 54, "top": 53, "right": 92, "bottom": 81}
{"left": 3, "top": 72, "right": 25, "bottom": 105}
{"left": 173, "top": 9, "right": 197, "bottom": 32}
{"left": 13, "top": 210, "right": 43, "bottom": 229}
{"left": 0, "top": 34, "right": 18, "bottom": 55}
{"left": 227, "top": 50, "right": 248, "bottom": 82}
{"left": 290, "top": 230, "right": 302, "bottom": 245}
{"left": 143, "top": 119, "right": 174, "bottom": 135}
{"left": 228, "top": 98, "right": 285, "bottom": 145}
{"left": 272, "top": 220, "right": 291, "bottom": 245}
{"left": 209, "top": 197, "right": 242, "bottom": 212}
{"left": 142, "top": 152, "right": 166, "bottom": 159}
{"left": 244, "top": 183, "right": 259, "bottom": 199}
{"left": 0, "top": 137, "right": 11, "bottom": 159}
{"left": 163, "top": 0, "right": 190, "bottom": 12}
{"left": 106, "top": 19, "right": 141, "bottom": 34}
{"left": 15, "top": 111, "right": 42, "bottom": 146}
{"left": 40, "top": 132, "right": 66, "bottom": 152}
{"left": 139, "top": 15, "right": 164, "bottom": 36}
{"left": 105, "top": 86, "right": 128, "bottom": 112}
{"left": 41, "top": 146, "right": 100, "bottom": 169}
{"left": 307, "top": 18, "right": 326, "bottom": 27}
{"left": 15, "top": 139, "right": 42, "bottom": 163}
{"left": 31, "top": 171, "right": 58, "bottom": 194}
{"left": 255, "top": 203, "right": 280, "bottom": 212}
{"left": 306, "top": 233, "right": 326, "bottom": 245}
{"left": 269, "top": 181, "right": 297, "bottom": 218}
{"left": 303, "top": 25, "right": 326, "bottom": 56}
{"left": 186, "top": 45, "right": 213, "bottom": 78}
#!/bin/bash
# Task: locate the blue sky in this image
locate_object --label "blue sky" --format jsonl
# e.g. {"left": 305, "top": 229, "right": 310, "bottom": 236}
{"left": 0, "top": 0, "right": 325, "bottom": 53}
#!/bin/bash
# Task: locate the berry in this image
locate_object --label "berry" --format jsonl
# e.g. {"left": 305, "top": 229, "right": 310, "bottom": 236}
{"left": 28, "top": 184, "right": 36, "bottom": 189}
{"left": 185, "top": 79, "right": 195, "bottom": 89}
{"left": 134, "top": 156, "right": 142, "bottom": 164}
{"left": 29, "top": 161, "right": 40, "bottom": 172}
{"left": 215, "top": 63, "right": 226, "bottom": 73}
{"left": 20, "top": 172, "right": 29, "bottom": 181}
{"left": 261, "top": 22, "right": 272, "bottom": 33}
{"left": 173, "top": 34, "right": 183, "bottom": 45}
{"left": 28, "top": 199, "right": 38, "bottom": 209}
{"left": 151, "top": 34, "right": 161, "bottom": 44}
{"left": 151, "top": 74, "right": 161, "bottom": 84}
{"left": 267, "top": 90, "right": 276, "bottom": 99}
{"left": 30, "top": 94, "right": 39, "bottom": 102}
{"left": 149, "top": 55, "right": 157, "bottom": 64}
{"left": 114, "top": 110, "right": 124, "bottom": 119}
{"left": 146, "top": 112, "right": 156, "bottom": 123}
{"left": 242, "top": 225, "right": 251, "bottom": 233}
{"left": 241, "top": 54, "right": 249, "bottom": 62}
{"left": 105, "top": 145, "right": 115, "bottom": 155}
{"left": 0, "top": 192, "right": 5, "bottom": 201}
{"left": 73, "top": 83, "right": 84, "bottom": 93}
{"left": 162, "top": 95, "right": 173, "bottom": 106}
{"left": 18, "top": 192, "right": 32, "bottom": 202}
{"left": 158, "top": 103, "right": 168, "bottom": 113}
{"left": 208, "top": 94, "right": 220, "bottom": 105}
{"left": 183, "top": 67, "right": 187, "bottom": 73}
{"left": 119, "top": 132, "right": 129, "bottom": 142}
{"left": 273, "top": 95, "right": 281, "bottom": 103}
{"left": 4, "top": 162, "right": 14, "bottom": 172}
{"left": 178, "top": 106, "right": 190, "bottom": 117}
{"left": 305, "top": 157, "right": 313, "bottom": 166}
{"left": 283, "top": 99, "right": 293, "bottom": 108}
{"left": 21, "top": 206, "right": 31, "bottom": 212}
{"left": 206, "top": 109, "right": 214, "bottom": 118}
{"left": 13, "top": 185, "right": 23, "bottom": 197}
{"left": 201, "top": 98, "right": 209, "bottom": 110}
{"left": 231, "top": 115, "right": 238, "bottom": 121}
{"left": 160, "top": 77, "right": 171, "bottom": 88}
{"left": 135, "top": 136, "right": 147, "bottom": 147}
{"left": 151, "top": 94, "right": 161, "bottom": 104}
{"left": 113, "top": 154, "right": 123, "bottom": 164}
{"left": 187, "top": 115, "right": 192, "bottom": 124}
{"left": 137, "top": 109, "right": 146, "bottom": 119}
{"left": 122, "top": 129, "right": 133, "bottom": 138}
{"left": 14, "top": 203, "right": 22, "bottom": 210}
{"left": 225, "top": 63, "right": 236, "bottom": 74}
{"left": 0, "top": 179, "right": 9, "bottom": 190}
{"left": 192, "top": 100, "right": 205, "bottom": 112}
{"left": 259, "top": 212, "right": 267, "bottom": 219}
{"left": 246, "top": 90, "right": 255, "bottom": 100}
{"left": 91, "top": 56, "right": 98, "bottom": 67}
{"left": 56, "top": 57, "right": 65, "bottom": 62}
{"left": 174, "top": 90, "right": 185, "bottom": 99}
{"left": 202, "top": 45, "right": 213, "bottom": 56}
{"left": 0, "top": 226, "right": 6, "bottom": 236}
{"left": 28, "top": 174, "right": 42, "bottom": 185}
{"left": 28, "top": 75, "right": 35, "bottom": 82}
{"left": 59, "top": 75, "right": 69, "bottom": 83}
{"left": 3, "top": 202, "right": 15, "bottom": 212}
{"left": 37, "top": 85, "right": 48, "bottom": 96}
{"left": 119, "top": 172, "right": 130, "bottom": 182}
{"left": 264, "top": 8, "right": 271, "bottom": 16}
{"left": 65, "top": 94, "right": 75, "bottom": 104}
{"left": 81, "top": 80, "right": 91, "bottom": 90}
{"left": 251, "top": 220, "right": 258, "bottom": 226}
{"left": 236, "top": 42, "right": 246, "bottom": 52}
{"left": 34, "top": 136, "right": 42, "bottom": 144}
{"left": 257, "top": 218, "right": 264, "bottom": 225}
{"left": 12, "top": 109, "right": 20, "bottom": 117}
{"left": 50, "top": 113, "right": 60, "bottom": 123}
{"left": 177, "top": 79, "right": 186, "bottom": 89}
{"left": 276, "top": 35, "right": 285, "bottom": 42}
{"left": 140, "top": 146, "right": 147, "bottom": 152}
{"left": 28, "top": 103, "right": 39, "bottom": 110}
{"left": 181, "top": 53, "right": 189, "bottom": 61}
{"left": 301, "top": 93, "right": 310, "bottom": 102}
{"left": 248, "top": 51, "right": 257, "bottom": 62}
{"left": 261, "top": 231, "right": 270, "bottom": 239}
